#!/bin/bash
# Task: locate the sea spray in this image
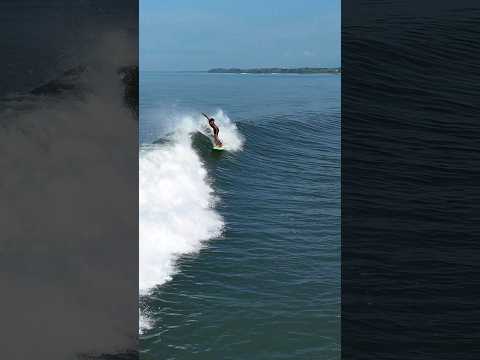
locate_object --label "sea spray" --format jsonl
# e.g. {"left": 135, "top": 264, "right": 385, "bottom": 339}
{"left": 139, "top": 110, "right": 243, "bottom": 332}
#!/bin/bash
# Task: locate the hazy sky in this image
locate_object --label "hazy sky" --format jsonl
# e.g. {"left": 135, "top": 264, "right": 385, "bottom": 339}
{"left": 140, "top": 0, "right": 340, "bottom": 71}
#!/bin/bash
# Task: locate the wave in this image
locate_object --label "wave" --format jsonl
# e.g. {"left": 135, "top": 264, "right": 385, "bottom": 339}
{"left": 139, "top": 110, "right": 244, "bottom": 332}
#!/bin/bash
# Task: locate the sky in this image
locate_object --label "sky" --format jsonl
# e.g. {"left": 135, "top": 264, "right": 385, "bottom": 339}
{"left": 140, "top": 0, "right": 340, "bottom": 71}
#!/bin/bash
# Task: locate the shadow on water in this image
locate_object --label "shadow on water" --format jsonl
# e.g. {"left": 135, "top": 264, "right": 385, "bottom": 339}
{"left": 191, "top": 131, "right": 225, "bottom": 168}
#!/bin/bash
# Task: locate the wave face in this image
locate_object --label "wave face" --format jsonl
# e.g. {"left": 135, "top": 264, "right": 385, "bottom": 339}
{"left": 139, "top": 110, "right": 243, "bottom": 330}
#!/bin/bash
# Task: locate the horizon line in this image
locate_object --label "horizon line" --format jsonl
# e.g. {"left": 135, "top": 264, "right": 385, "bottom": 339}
{"left": 141, "top": 66, "right": 341, "bottom": 72}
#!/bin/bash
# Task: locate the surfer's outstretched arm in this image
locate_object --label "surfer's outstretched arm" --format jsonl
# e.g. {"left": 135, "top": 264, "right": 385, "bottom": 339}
{"left": 202, "top": 112, "right": 210, "bottom": 120}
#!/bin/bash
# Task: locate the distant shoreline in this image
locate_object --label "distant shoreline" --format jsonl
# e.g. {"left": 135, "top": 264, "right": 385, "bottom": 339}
{"left": 208, "top": 67, "right": 341, "bottom": 74}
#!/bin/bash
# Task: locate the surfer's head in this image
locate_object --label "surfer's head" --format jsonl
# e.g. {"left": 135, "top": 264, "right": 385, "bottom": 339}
{"left": 209, "top": 118, "right": 215, "bottom": 124}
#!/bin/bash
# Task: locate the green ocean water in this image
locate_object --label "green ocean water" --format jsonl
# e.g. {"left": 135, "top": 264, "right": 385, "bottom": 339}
{"left": 139, "top": 72, "right": 340, "bottom": 359}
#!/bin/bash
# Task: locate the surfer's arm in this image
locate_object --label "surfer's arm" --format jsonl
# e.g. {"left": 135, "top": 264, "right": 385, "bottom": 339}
{"left": 202, "top": 113, "right": 210, "bottom": 120}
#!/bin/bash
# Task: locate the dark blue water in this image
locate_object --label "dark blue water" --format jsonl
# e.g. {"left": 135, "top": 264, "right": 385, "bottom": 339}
{"left": 140, "top": 72, "right": 340, "bottom": 359}
{"left": 342, "top": 4, "right": 480, "bottom": 359}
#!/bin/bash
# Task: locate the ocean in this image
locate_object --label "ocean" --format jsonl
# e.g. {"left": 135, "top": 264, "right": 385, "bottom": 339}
{"left": 139, "top": 71, "right": 340, "bottom": 359}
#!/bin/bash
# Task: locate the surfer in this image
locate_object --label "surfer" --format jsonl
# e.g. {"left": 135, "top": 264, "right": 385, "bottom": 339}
{"left": 202, "top": 113, "right": 223, "bottom": 147}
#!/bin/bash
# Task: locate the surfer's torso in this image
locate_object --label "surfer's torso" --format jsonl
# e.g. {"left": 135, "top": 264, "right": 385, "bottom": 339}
{"left": 208, "top": 119, "right": 222, "bottom": 146}
{"left": 209, "top": 120, "right": 219, "bottom": 135}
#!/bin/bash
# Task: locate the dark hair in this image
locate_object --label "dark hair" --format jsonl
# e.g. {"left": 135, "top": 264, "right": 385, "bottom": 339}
{"left": 209, "top": 118, "right": 215, "bottom": 122}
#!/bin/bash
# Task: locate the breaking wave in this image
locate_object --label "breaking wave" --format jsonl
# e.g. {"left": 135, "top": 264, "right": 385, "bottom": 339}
{"left": 139, "top": 110, "right": 243, "bottom": 331}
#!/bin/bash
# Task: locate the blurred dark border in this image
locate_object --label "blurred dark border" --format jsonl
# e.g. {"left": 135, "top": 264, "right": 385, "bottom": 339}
{"left": 0, "top": 1, "right": 138, "bottom": 359}
{"left": 342, "top": 1, "right": 480, "bottom": 359}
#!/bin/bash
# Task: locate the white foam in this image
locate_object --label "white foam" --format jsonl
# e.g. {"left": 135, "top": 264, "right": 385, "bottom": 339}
{"left": 208, "top": 110, "right": 244, "bottom": 151}
{"left": 139, "top": 310, "right": 152, "bottom": 335}
{"left": 139, "top": 110, "right": 243, "bottom": 333}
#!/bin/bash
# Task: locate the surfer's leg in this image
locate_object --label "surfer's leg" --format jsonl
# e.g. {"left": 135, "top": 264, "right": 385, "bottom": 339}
{"left": 213, "top": 128, "right": 221, "bottom": 145}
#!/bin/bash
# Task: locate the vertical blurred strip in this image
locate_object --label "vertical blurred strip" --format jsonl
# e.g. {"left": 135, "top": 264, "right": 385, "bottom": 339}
{"left": 342, "top": 1, "right": 480, "bottom": 359}
{"left": 0, "top": 1, "right": 138, "bottom": 359}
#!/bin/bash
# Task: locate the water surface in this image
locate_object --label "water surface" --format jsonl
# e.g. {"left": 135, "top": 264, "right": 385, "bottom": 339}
{"left": 140, "top": 72, "right": 340, "bottom": 359}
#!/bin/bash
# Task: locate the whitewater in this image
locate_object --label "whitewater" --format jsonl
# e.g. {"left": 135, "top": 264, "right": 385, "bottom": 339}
{"left": 139, "top": 110, "right": 243, "bottom": 330}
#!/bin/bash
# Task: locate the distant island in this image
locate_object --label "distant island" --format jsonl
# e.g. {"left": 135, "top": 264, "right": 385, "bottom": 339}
{"left": 208, "top": 67, "right": 341, "bottom": 74}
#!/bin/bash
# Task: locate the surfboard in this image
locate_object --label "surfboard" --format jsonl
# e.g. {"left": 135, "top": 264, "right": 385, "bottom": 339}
{"left": 212, "top": 145, "right": 225, "bottom": 151}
